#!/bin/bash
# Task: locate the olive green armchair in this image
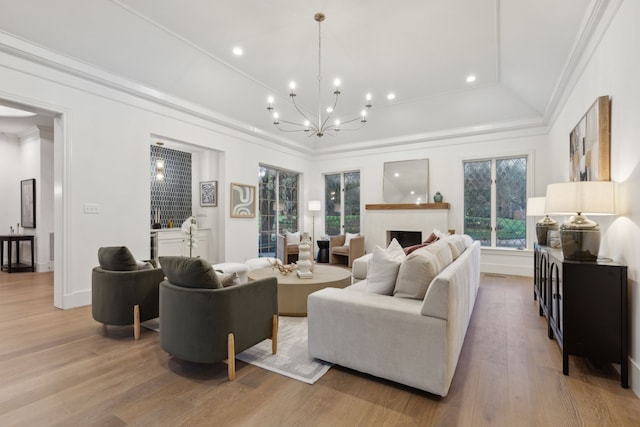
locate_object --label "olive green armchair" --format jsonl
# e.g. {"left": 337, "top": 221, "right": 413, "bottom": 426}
{"left": 158, "top": 256, "right": 278, "bottom": 380}
{"left": 91, "top": 246, "right": 165, "bottom": 340}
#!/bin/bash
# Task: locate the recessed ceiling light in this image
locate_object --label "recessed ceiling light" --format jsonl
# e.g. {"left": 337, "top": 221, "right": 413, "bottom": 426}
{"left": 466, "top": 75, "right": 476, "bottom": 83}
{"left": 387, "top": 93, "right": 396, "bottom": 100}
{"left": 232, "top": 47, "right": 243, "bottom": 56}
{"left": 0, "top": 106, "right": 36, "bottom": 117}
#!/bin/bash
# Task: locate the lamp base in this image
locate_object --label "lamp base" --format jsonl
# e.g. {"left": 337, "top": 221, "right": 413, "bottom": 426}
{"left": 536, "top": 222, "right": 559, "bottom": 246}
{"left": 560, "top": 225, "right": 601, "bottom": 261}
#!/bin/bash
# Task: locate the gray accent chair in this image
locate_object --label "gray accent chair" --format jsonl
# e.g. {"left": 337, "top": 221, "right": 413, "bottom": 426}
{"left": 158, "top": 256, "right": 278, "bottom": 380}
{"left": 91, "top": 246, "right": 165, "bottom": 340}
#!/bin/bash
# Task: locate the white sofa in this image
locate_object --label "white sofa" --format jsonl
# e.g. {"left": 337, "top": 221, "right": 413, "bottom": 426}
{"left": 308, "top": 237, "right": 481, "bottom": 396}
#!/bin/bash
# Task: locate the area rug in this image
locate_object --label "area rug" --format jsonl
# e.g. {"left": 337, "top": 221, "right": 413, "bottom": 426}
{"left": 236, "top": 316, "right": 332, "bottom": 384}
{"left": 141, "top": 316, "right": 331, "bottom": 384}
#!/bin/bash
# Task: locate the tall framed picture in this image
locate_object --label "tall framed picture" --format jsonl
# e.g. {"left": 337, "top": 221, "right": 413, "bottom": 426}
{"left": 200, "top": 181, "right": 217, "bottom": 207}
{"left": 21, "top": 178, "right": 36, "bottom": 228}
{"left": 230, "top": 182, "right": 256, "bottom": 218}
{"left": 570, "top": 95, "right": 610, "bottom": 181}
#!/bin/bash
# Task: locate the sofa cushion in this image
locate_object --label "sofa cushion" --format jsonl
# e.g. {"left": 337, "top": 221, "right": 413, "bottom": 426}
{"left": 159, "top": 256, "right": 222, "bottom": 289}
{"left": 424, "top": 239, "right": 453, "bottom": 269}
{"left": 366, "top": 246, "right": 403, "bottom": 295}
{"left": 98, "top": 246, "right": 138, "bottom": 271}
{"left": 345, "top": 232, "right": 359, "bottom": 247}
{"left": 286, "top": 231, "right": 301, "bottom": 245}
{"left": 393, "top": 248, "right": 440, "bottom": 300}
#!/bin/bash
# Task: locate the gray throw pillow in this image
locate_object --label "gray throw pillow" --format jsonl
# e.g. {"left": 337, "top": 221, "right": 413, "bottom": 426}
{"left": 98, "top": 246, "right": 138, "bottom": 271}
{"left": 159, "top": 256, "right": 222, "bottom": 289}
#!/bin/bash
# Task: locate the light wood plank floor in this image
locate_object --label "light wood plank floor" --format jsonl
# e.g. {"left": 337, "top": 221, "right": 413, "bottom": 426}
{"left": 0, "top": 272, "right": 638, "bottom": 426}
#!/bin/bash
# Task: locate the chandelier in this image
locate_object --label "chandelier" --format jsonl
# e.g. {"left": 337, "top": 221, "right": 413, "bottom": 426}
{"left": 267, "top": 13, "right": 372, "bottom": 138}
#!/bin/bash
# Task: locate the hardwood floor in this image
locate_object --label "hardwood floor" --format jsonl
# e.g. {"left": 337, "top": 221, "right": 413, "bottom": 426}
{"left": 0, "top": 272, "right": 638, "bottom": 426}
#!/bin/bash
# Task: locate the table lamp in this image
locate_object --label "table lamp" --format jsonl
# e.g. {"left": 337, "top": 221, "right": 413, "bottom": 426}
{"left": 527, "top": 197, "right": 558, "bottom": 245}
{"left": 545, "top": 181, "right": 616, "bottom": 261}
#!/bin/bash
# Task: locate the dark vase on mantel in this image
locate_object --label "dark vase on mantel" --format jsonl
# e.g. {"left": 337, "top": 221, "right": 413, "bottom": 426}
{"left": 434, "top": 191, "right": 443, "bottom": 203}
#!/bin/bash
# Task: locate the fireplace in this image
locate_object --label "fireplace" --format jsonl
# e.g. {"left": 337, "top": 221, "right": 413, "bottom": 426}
{"left": 387, "top": 230, "right": 422, "bottom": 248}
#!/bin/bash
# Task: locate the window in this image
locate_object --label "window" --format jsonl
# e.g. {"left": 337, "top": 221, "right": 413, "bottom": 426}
{"left": 463, "top": 156, "right": 527, "bottom": 248}
{"left": 258, "top": 165, "right": 299, "bottom": 257}
{"left": 324, "top": 171, "right": 360, "bottom": 236}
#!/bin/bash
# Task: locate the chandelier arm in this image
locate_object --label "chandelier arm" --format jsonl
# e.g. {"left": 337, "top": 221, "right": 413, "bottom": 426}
{"left": 289, "top": 94, "right": 317, "bottom": 128}
{"left": 319, "top": 91, "right": 339, "bottom": 131}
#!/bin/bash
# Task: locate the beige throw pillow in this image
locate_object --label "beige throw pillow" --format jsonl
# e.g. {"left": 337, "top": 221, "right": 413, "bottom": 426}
{"left": 424, "top": 239, "right": 453, "bottom": 269}
{"left": 393, "top": 249, "right": 440, "bottom": 300}
{"left": 366, "top": 246, "right": 402, "bottom": 295}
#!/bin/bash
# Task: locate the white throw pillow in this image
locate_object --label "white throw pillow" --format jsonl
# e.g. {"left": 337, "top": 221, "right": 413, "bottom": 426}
{"left": 286, "top": 231, "right": 300, "bottom": 245}
{"left": 366, "top": 246, "right": 402, "bottom": 295}
{"left": 386, "top": 238, "right": 406, "bottom": 262}
{"left": 432, "top": 228, "right": 448, "bottom": 239}
{"left": 216, "top": 271, "right": 240, "bottom": 287}
{"left": 344, "top": 232, "right": 359, "bottom": 247}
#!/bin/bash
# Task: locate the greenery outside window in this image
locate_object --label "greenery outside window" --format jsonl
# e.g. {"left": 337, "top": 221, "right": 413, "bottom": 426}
{"left": 324, "top": 171, "right": 360, "bottom": 236}
{"left": 463, "top": 156, "right": 527, "bottom": 248}
{"left": 258, "top": 165, "right": 299, "bottom": 257}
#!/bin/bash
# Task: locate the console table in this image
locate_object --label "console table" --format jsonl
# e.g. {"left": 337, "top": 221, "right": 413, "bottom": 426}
{"left": 0, "top": 235, "right": 35, "bottom": 273}
{"left": 533, "top": 243, "right": 628, "bottom": 388}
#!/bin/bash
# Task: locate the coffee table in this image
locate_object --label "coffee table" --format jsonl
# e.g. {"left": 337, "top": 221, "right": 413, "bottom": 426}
{"left": 248, "top": 264, "right": 351, "bottom": 316}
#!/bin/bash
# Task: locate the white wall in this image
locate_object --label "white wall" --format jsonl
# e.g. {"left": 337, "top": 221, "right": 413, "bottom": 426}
{"left": 0, "top": 43, "right": 312, "bottom": 309}
{"left": 0, "top": 133, "right": 20, "bottom": 238}
{"left": 0, "top": 127, "right": 53, "bottom": 270}
{"left": 546, "top": 0, "right": 640, "bottom": 396}
{"left": 313, "top": 128, "right": 548, "bottom": 276}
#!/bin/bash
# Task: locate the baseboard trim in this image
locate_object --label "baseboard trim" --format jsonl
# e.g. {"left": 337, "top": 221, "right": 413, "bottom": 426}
{"left": 629, "top": 355, "right": 640, "bottom": 398}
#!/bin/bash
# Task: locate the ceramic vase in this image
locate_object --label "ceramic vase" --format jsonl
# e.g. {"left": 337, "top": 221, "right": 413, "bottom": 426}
{"left": 297, "top": 232, "right": 314, "bottom": 278}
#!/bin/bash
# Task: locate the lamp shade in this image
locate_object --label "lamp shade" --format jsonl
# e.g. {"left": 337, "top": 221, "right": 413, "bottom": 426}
{"left": 308, "top": 200, "right": 321, "bottom": 212}
{"left": 545, "top": 181, "right": 616, "bottom": 216}
{"left": 526, "top": 197, "right": 546, "bottom": 217}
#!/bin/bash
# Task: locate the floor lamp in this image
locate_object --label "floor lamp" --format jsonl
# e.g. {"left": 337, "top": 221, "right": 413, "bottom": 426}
{"left": 308, "top": 200, "right": 321, "bottom": 258}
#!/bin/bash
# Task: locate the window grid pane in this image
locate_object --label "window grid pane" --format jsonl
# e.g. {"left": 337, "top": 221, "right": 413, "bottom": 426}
{"left": 324, "top": 174, "right": 341, "bottom": 236}
{"left": 496, "top": 157, "right": 527, "bottom": 248}
{"left": 344, "top": 172, "right": 360, "bottom": 233}
{"left": 464, "top": 160, "right": 492, "bottom": 246}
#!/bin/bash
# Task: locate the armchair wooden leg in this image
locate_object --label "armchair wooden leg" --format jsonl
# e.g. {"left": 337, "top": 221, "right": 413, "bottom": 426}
{"left": 228, "top": 333, "right": 236, "bottom": 381}
{"left": 272, "top": 314, "right": 278, "bottom": 355}
{"left": 133, "top": 304, "right": 140, "bottom": 340}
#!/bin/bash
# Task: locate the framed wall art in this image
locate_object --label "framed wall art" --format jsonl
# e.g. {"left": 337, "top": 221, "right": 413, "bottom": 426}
{"left": 230, "top": 182, "right": 256, "bottom": 218}
{"left": 569, "top": 95, "right": 611, "bottom": 181}
{"left": 200, "top": 181, "right": 217, "bottom": 207}
{"left": 21, "top": 178, "right": 36, "bottom": 228}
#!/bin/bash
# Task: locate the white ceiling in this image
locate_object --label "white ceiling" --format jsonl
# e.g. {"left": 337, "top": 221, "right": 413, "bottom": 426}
{"left": 0, "top": 0, "right": 599, "bottom": 148}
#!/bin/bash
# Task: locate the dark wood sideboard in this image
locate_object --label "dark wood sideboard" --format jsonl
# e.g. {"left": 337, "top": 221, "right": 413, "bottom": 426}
{"left": 533, "top": 243, "right": 628, "bottom": 388}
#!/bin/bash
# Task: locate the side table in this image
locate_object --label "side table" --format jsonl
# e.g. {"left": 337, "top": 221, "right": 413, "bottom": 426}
{"left": 316, "top": 240, "right": 329, "bottom": 263}
{"left": 0, "top": 235, "right": 36, "bottom": 273}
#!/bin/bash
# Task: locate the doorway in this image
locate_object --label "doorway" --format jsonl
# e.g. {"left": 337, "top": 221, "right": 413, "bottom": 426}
{"left": 0, "top": 98, "right": 62, "bottom": 307}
